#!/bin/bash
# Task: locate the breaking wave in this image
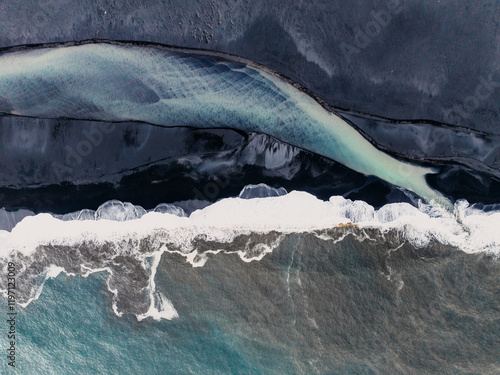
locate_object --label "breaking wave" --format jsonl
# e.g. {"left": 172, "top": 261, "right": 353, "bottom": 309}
{"left": 1, "top": 185, "right": 499, "bottom": 321}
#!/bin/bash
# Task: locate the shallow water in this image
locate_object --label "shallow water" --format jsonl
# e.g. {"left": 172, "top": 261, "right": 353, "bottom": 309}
{"left": 6, "top": 231, "right": 499, "bottom": 374}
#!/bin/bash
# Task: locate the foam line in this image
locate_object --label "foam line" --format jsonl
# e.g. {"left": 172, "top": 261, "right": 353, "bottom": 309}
{"left": 1, "top": 191, "right": 498, "bottom": 321}
{"left": 0, "top": 192, "right": 498, "bottom": 257}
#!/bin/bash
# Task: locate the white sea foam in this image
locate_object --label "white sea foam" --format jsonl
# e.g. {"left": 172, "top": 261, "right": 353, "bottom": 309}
{"left": 17, "top": 265, "right": 75, "bottom": 309}
{"left": 0, "top": 190, "right": 499, "bottom": 257}
{"left": 137, "top": 248, "right": 178, "bottom": 321}
{"left": 1, "top": 189, "right": 499, "bottom": 321}
{"left": 0, "top": 208, "right": 35, "bottom": 232}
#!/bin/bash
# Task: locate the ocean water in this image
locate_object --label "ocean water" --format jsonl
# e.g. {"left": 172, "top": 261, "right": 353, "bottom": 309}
{"left": 5, "top": 230, "right": 500, "bottom": 374}
{"left": 1, "top": 41, "right": 499, "bottom": 374}
{"left": 1, "top": 192, "right": 500, "bottom": 374}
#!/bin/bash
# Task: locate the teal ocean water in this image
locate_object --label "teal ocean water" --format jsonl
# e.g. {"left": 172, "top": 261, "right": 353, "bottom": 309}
{"left": 14, "top": 273, "right": 269, "bottom": 374}
{"left": 4, "top": 229, "right": 499, "bottom": 374}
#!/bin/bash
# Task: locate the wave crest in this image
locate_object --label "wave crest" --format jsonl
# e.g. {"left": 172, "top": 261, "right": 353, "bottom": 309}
{"left": 1, "top": 187, "right": 499, "bottom": 320}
